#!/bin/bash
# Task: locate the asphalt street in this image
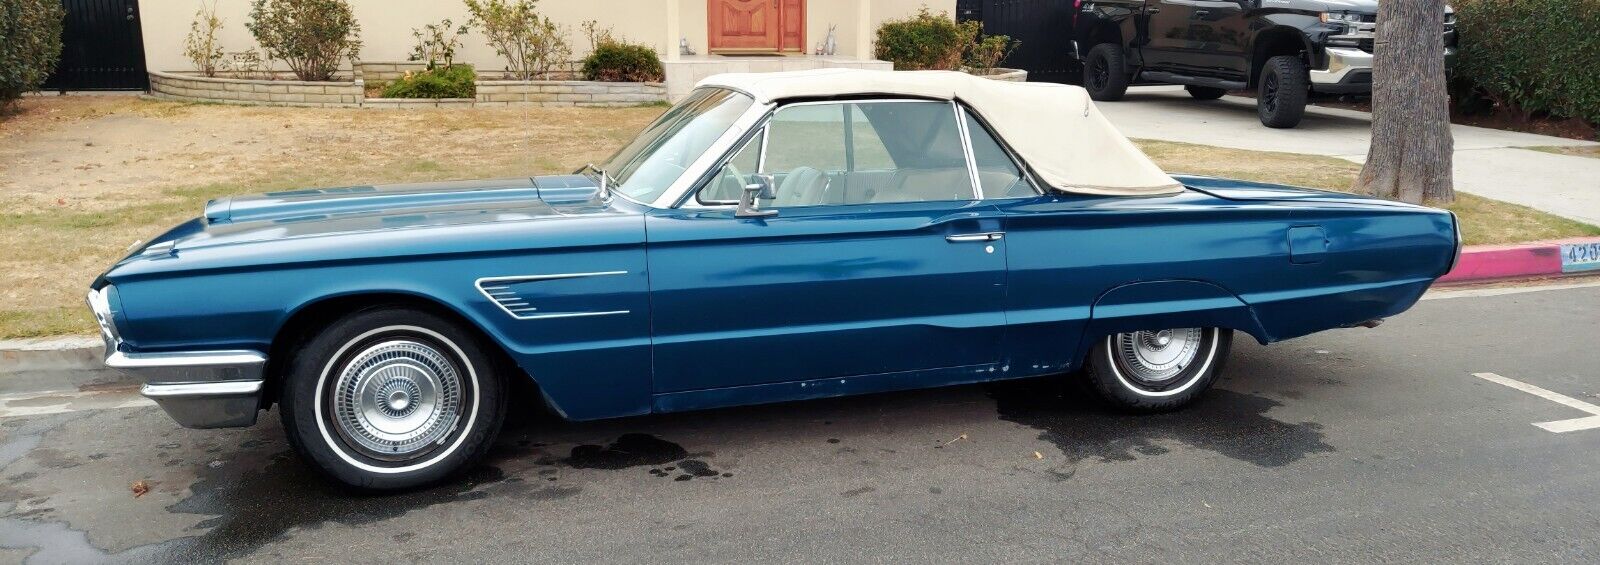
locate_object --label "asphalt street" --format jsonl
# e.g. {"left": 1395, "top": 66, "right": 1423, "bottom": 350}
{"left": 2, "top": 281, "right": 1598, "bottom": 563}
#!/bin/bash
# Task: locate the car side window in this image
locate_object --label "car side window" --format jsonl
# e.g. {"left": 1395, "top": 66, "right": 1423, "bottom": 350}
{"left": 700, "top": 100, "right": 977, "bottom": 208}
{"left": 962, "top": 109, "right": 1036, "bottom": 198}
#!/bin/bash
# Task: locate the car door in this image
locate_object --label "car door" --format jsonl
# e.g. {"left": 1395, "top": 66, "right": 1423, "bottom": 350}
{"left": 1139, "top": 0, "right": 1195, "bottom": 70}
{"left": 645, "top": 100, "right": 1008, "bottom": 395}
{"left": 1183, "top": 0, "right": 1250, "bottom": 77}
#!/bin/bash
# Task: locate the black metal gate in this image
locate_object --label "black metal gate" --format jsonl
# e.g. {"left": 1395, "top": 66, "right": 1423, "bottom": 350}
{"left": 973, "top": 0, "right": 1082, "bottom": 84}
{"left": 43, "top": 0, "right": 149, "bottom": 91}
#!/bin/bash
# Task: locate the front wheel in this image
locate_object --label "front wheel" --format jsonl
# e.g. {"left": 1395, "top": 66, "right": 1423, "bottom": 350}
{"left": 1257, "top": 55, "right": 1308, "bottom": 128}
{"left": 1082, "top": 328, "right": 1232, "bottom": 412}
{"left": 280, "top": 307, "right": 507, "bottom": 490}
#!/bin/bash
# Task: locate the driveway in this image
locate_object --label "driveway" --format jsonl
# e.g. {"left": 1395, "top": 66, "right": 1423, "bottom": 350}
{"left": 1101, "top": 87, "right": 1600, "bottom": 226}
{"left": 3, "top": 281, "right": 1600, "bottom": 562}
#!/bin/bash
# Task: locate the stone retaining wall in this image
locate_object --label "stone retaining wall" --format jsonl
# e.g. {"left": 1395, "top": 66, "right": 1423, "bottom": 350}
{"left": 475, "top": 81, "right": 665, "bottom": 107}
{"left": 147, "top": 70, "right": 665, "bottom": 108}
{"left": 358, "top": 61, "right": 582, "bottom": 82}
{"left": 148, "top": 70, "right": 363, "bottom": 108}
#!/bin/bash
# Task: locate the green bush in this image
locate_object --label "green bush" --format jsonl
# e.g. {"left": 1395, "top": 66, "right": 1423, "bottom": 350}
{"left": 245, "top": 0, "right": 362, "bottom": 81}
{"left": 1451, "top": 0, "right": 1600, "bottom": 126}
{"left": 0, "top": 0, "right": 65, "bottom": 111}
{"left": 381, "top": 64, "right": 477, "bottom": 98}
{"left": 581, "top": 41, "right": 663, "bottom": 82}
{"left": 465, "top": 0, "right": 572, "bottom": 80}
{"left": 874, "top": 7, "right": 967, "bottom": 71}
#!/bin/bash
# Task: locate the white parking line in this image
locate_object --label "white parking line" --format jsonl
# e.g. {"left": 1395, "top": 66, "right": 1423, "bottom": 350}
{"left": 1473, "top": 372, "right": 1600, "bottom": 433}
{"left": 0, "top": 389, "right": 154, "bottom": 419}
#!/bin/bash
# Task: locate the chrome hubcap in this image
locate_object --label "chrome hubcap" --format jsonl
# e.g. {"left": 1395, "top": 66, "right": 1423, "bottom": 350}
{"left": 332, "top": 340, "right": 462, "bottom": 460}
{"left": 1114, "top": 328, "right": 1204, "bottom": 386}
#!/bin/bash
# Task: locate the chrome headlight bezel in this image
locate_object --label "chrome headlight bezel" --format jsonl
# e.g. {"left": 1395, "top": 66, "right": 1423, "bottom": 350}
{"left": 86, "top": 286, "right": 123, "bottom": 350}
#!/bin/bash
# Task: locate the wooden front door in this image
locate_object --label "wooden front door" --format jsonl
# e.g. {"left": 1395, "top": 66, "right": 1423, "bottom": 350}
{"left": 708, "top": 0, "right": 804, "bottom": 53}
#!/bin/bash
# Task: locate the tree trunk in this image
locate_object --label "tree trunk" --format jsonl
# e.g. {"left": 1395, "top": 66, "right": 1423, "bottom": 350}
{"left": 1353, "top": 0, "right": 1455, "bottom": 204}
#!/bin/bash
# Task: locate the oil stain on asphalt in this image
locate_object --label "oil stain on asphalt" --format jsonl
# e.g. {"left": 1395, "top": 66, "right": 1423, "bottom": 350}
{"left": 987, "top": 378, "right": 1335, "bottom": 472}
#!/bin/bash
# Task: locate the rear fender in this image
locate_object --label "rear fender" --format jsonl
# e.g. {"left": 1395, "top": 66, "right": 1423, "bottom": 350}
{"left": 1076, "top": 280, "right": 1269, "bottom": 363}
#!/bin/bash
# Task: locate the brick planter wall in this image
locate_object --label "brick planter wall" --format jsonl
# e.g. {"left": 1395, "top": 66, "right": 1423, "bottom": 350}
{"left": 148, "top": 70, "right": 363, "bottom": 108}
{"left": 147, "top": 70, "right": 664, "bottom": 109}
{"left": 475, "top": 81, "right": 666, "bottom": 107}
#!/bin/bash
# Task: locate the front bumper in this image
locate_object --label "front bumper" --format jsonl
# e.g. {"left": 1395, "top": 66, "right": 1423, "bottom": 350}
{"left": 1310, "top": 46, "right": 1458, "bottom": 94}
{"left": 88, "top": 287, "right": 266, "bottom": 429}
{"left": 109, "top": 350, "right": 268, "bottom": 429}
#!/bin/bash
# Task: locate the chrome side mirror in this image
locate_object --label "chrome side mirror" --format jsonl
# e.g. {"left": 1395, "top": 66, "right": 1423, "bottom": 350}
{"left": 735, "top": 173, "right": 778, "bottom": 218}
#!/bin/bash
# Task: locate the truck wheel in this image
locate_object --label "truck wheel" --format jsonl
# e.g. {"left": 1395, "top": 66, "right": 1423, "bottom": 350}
{"left": 1082, "top": 328, "right": 1232, "bottom": 412}
{"left": 280, "top": 306, "right": 507, "bottom": 491}
{"left": 1083, "top": 44, "right": 1130, "bottom": 101}
{"left": 1185, "top": 85, "right": 1227, "bottom": 100}
{"left": 1257, "top": 55, "right": 1308, "bottom": 128}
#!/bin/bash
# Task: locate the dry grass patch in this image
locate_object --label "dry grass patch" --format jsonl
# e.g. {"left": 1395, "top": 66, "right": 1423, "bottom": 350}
{"left": 1, "top": 96, "right": 660, "bottom": 338}
{"left": 1522, "top": 145, "right": 1600, "bottom": 159}
{"left": 1134, "top": 139, "right": 1600, "bottom": 247}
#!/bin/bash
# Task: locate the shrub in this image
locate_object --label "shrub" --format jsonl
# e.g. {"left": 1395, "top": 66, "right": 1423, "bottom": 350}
{"left": 965, "top": 32, "right": 1017, "bottom": 73}
{"left": 185, "top": 1, "right": 226, "bottom": 77}
{"left": 409, "top": 18, "right": 469, "bottom": 69}
{"left": 0, "top": 0, "right": 65, "bottom": 111}
{"left": 245, "top": 0, "right": 362, "bottom": 81}
{"left": 579, "top": 25, "right": 662, "bottom": 83}
{"left": 380, "top": 64, "right": 477, "bottom": 98}
{"left": 874, "top": 7, "right": 967, "bottom": 71}
{"left": 873, "top": 8, "right": 1016, "bottom": 73}
{"left": 464, "top": 0, "right": 572, "bottom": 80}
{"left": 1451, "top": 0, "right": 1600, "bottom": 126}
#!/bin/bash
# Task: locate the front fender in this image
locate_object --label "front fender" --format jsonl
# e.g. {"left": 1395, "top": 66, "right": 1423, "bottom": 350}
{"left": 1076, "top": 280, "right": 1269, "bottom": 363}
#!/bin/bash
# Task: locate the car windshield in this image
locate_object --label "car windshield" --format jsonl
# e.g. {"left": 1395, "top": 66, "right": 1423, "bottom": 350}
{"left": 597, "top": 88, "right": 754, "bottom": 203}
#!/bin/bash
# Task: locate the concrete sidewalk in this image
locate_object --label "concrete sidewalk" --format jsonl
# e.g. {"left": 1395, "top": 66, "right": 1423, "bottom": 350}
{"left": 1101, "top": 86, "right": 1600, "bottom": 226}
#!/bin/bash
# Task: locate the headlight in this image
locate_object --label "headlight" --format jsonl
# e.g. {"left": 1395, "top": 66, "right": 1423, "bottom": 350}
{"left": 1320, "top": 11, "right": 1363, "bottom": 24}
{"left": 86, "top": 286, "right": 123, "bottom": 349}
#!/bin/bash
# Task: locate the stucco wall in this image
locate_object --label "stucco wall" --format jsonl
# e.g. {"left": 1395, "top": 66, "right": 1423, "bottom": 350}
{"left": 140, "top": 0, "right": 953, "bottom": 74}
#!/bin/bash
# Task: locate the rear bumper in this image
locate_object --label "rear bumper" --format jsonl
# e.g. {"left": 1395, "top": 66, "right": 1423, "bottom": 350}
{"left": 1311, "top": 46, "right": 1457, "bottom": 94}
{"left": 107, "top": 349, "right": 267, "bottom": 429}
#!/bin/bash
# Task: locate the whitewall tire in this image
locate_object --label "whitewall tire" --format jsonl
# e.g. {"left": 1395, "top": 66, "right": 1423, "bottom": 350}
{"left": 1083, "top": 327, "right": 1232, "bottom": 412}
{"left": 280, "top": 307, "right": 506, "bottom": 490}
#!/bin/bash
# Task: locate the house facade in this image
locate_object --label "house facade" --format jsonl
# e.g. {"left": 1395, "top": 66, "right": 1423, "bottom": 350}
{"left": 119, "top": 0, "right": 953, "bottom": 99}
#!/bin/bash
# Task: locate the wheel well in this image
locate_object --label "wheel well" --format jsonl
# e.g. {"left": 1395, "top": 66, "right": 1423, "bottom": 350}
{"left": 1078, "top": 22, "right": 1124, "bottom": 57}
{"left": 259, "top": 293, "right": 526, "bottom": 409}
{"left": 1250, "top": 28, "right": 1310, "bottom": 86}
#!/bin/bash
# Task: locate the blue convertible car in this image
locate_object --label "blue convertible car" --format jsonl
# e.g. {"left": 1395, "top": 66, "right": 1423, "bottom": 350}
{"left": 89, "top": 69, "right": 1458, "bottom": 489}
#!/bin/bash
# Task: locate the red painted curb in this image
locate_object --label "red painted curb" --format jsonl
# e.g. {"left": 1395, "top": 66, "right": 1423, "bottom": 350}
{"left": 1437, "top": 237, "right": 1600, "bottom": 284}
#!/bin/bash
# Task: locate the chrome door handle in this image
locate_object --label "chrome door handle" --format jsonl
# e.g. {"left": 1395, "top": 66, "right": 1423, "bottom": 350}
{"left": 946, "top": 232, "right": 1005, "bottom": 243}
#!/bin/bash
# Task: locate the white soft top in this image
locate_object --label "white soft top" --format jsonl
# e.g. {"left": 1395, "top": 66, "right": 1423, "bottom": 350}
{"left": 695, "top": 68, "right": 1182, "bottom": 196}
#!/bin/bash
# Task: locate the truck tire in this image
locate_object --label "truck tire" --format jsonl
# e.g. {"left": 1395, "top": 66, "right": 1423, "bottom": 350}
{"left": 1257, "top": 55, "right": 1308, "bottom": 128}
{"left": 1083, "top": 44, "right": 1130, "bottom": 101}
{"left": 1185, "top": 85, "right": 1227, "bottom": 100}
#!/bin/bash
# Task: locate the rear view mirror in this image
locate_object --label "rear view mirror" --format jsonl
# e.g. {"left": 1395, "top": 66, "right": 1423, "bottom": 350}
{"left": 736, "top": 173, "right": 778, "bottom": 218}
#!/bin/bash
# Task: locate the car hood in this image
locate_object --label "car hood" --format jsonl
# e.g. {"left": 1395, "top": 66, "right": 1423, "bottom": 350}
{"left": 127, "top": 175, "right": 617, "bottom": 257}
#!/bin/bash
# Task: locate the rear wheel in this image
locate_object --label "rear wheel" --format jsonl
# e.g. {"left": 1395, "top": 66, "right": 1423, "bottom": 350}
{"left": 1185, "top": 85, "right": 1227, "bottom": 100}
{"left": 1083, "top": 44, "right": 1130, "bottom": 101}
{"left": 1257, "top": 55, "right": 1308, "bottom": 128}
{"left": 280, "top": 307, "right": 507, "bottom": 491}
{"left": 1083, "top": 327, "right": 1232, "bottom": 412}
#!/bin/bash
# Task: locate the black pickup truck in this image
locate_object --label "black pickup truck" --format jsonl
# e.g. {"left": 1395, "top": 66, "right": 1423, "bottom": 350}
{"left": 962, "top": 0, "right": 1457, "bottom": 128}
